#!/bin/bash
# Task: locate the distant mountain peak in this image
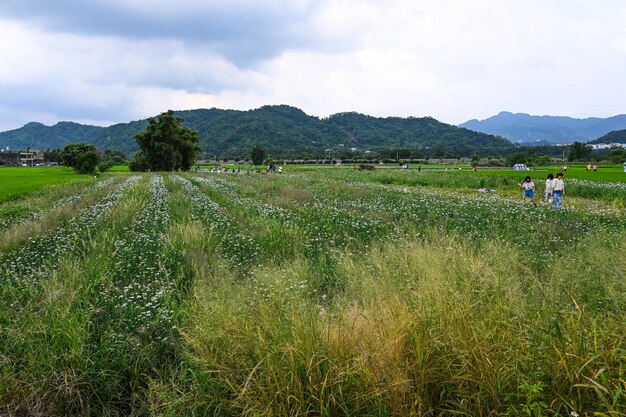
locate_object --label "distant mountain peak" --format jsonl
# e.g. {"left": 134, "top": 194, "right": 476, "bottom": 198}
{"left": 22, "top": 122, "right": 45, "bottom": 128}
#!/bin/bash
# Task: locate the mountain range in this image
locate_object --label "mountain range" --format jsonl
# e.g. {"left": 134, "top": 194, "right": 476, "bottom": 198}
{"left": 459, "top": 111, "right": 626, "bottom": 144}
{"left": 0, "top": 105, "right": 515, "bottom": 158}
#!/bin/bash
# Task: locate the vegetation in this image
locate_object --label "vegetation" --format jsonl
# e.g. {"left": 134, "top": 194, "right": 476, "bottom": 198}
{"left": 102, "top": 149, "right": 127, "bottom": 166}
{"left": 0, "top": 106, "right": 516, "bottom": 158}
{"left": 131, "top": 110, "right": 201, "bottom": 171}
{"left": 590, "top": 129, "right": 626, "bottom": 144}
{"left": 250, "top": 145, "right": 267, "bottom": 165}
{"left": 0, "top": 168, "right": 625, "bottom": 416}
{"left": 568, "top": 141, "right": 593, "bottom": 162}
{"left": 608, "top": 148, "right": 626, "bottom": 164}
{"left": 505, "top": 149, "right": 550, "bottom": 166}
{"left": 60, "top": 142, "right": 99, "bottom": 174}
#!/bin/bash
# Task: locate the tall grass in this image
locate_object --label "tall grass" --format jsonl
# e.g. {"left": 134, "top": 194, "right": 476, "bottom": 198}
{"left": 159, "top": 232, "right": 626, "bottom": 416}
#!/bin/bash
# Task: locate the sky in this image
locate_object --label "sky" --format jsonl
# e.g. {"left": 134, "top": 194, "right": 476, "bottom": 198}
{"left": 1, "top": 0, "right": 625, "bottom": 132}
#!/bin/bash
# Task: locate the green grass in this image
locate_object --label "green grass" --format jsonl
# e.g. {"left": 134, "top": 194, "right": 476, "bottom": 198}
{"left": 0, "top": 167, "right": 92, "bottom": 202}
{"left": 0, "top": 170, "right": 625, "bottom": 416}
{"left": 108, "top": 165, "right": 130, "bottom": 172}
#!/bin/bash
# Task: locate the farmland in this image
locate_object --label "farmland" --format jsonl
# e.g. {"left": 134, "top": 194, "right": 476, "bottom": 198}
{"left": 0, "top": 167, "right": 92, "bottom": 202}
{"left": 0, "top": 167, "right": 625, "bottom": 416}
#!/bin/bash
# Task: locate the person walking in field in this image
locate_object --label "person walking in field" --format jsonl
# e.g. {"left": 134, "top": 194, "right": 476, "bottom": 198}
{"left": 552, "top": 172, "right": 565, "bottom": 209}
{"left": 519, "top": 176, "right": 537, "bottom": 207}
{"left": 544, "top": 173, "right": 555, "bottom": 204}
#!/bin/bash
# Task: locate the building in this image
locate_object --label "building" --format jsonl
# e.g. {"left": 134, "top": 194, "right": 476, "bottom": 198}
{"left": 0, "top": 149, "right": 46, "bottom": 166}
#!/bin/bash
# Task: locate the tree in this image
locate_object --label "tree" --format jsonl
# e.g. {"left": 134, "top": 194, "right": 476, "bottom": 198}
{"left": 129, "top": 152, "right": 148, "bottom": 172}
{"left": 61, "top": 143, "right": 97, "bottom": 168}
{"left": 44, "top": 149, "right": 62, "bottom": 163}
{"left": 76, "top": 151, "right": 99, "bottom": 175}
{"left": 133, "top": 110, "right": 201, "bottom": 171}
{"left": 505, "top": 150, "right": 550, "bottom": 167}
{"left": 608, "top": 148, "right": 626, "bottom": 164}
{"left": 250, "top": 146, "right": 267, "bottom": 165}
{"left": 568, "top": 141, "right": 592, "bottom": 162}
{"left": 61, "top": 143, "right": 100, "bottom": 174}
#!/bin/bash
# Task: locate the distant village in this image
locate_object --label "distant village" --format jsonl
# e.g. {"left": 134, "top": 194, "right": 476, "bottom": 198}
{"left": 549, "top": 142, "right": 626, "bottom": 150}
{"left": 0, "top": 148, "right": 57, "bottom": 166}
{"left": 587, "top": 142, "right": 626, "bottom": 150}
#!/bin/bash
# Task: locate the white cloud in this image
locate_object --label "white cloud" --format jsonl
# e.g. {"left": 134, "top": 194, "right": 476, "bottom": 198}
{"left": 0, "top": 0, "right": 625, "bottom": 132}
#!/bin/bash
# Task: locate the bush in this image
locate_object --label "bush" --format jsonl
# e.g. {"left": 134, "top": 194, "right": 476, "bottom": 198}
{"left": 129, "top": 152, "right": 149, "bottom": 172}
{"left": 98, "top": 161, "right": 113, "bottom": 173}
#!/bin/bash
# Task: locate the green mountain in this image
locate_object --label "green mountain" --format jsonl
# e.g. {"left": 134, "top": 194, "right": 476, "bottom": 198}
{"left": 0, "top": 105, "right": 515, "bottom": 158}
{"left": 589, "top": 129, "right": 626, "bottom": 144}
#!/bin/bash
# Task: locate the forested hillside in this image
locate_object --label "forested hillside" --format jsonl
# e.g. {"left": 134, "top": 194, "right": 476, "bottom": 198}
{"left": 590, "top": 129, "right": 626, "bottom": 144}
{"left": 0, "top": 105, "right": 515, "bottom": 158}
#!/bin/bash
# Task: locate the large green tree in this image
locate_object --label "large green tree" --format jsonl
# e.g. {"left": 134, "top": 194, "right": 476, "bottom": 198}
{"left": 61, "top": 143, "right": 100, "bottom": 174}
{"left": 61, "top": 143, "right": 96, "bottom": 168}
{"left": 133, "top": 110, "right": 201, "bottom": 171}
{"left": 250, "top": 146, "right": 267, "bottom": 165}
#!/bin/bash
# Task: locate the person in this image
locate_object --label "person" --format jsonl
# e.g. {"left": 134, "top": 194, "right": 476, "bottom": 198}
{"left": 544, "top": 173, "right": 554, "bottom": 204}
{"left": 519, "top": 176, "right": 537, "bottom": 207}
{"left": 553, "top": 172, "right": 565, "bottom": 209}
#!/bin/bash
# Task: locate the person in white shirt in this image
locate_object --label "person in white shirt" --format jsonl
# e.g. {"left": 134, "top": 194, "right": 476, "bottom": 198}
{"left": 519, "top": 176, "right": 537, "bottom": 207}
{"left": 552, "top": 173, "right": 565, "bottom": 209}
{"left": 544, "top": 173, "right": 554, "bottom": 204}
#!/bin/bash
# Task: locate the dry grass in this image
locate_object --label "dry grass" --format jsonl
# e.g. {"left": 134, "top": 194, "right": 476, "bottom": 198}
{"left": 167, "top": 232, "right": 626, "bottom": 416}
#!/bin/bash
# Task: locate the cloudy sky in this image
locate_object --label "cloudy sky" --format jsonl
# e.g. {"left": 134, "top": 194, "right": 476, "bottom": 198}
{"left": 1, "top": 0, "right": 625, "bottom": 132}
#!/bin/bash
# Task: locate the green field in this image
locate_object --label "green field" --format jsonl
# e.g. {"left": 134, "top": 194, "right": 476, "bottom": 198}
{"left": 108, "top": 165, "right": 130, "bottom": 172}
{"left": 0, "top": 169, "right": 625, "bottom": 416}
{"left": 443, "top": 165, "right": 626, "bottom": 182}
{"left": 0, "top": 167, "right": 92, "bottom": 202}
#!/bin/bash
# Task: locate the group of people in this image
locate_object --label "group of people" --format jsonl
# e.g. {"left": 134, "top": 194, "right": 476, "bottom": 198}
{"left": 519, "top": 173, "right": 565, "bottom": 209}
{"left": 266, "top": 164, "right": 283, "bottom": 173}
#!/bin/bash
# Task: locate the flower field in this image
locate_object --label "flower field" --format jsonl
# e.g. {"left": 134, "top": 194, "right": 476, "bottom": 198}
{"left": 0, "top": 169, "right": 625, "bottom": 416}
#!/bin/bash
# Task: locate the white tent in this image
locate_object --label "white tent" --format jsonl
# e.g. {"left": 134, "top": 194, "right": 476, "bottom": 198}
{"left": 513, "top": 163, "right": 529, "bottom": 171}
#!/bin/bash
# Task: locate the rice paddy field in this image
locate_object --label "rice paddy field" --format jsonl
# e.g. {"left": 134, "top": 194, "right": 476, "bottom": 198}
{"left": 0, "top": 167, "right": 625, "bottom": 416}
{"left": 0, "top": 167, "right": 92, "bottom": 202}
